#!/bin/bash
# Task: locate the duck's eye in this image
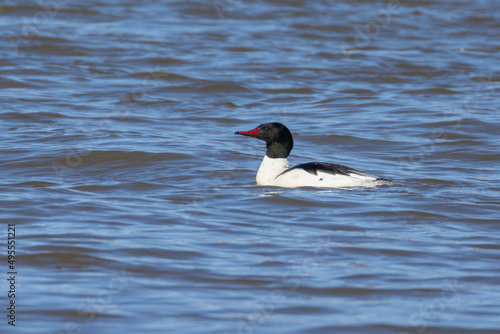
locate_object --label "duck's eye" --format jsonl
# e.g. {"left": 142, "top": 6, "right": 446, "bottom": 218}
{"left": 262, "top": 126, "right": 269, "bottom": 130}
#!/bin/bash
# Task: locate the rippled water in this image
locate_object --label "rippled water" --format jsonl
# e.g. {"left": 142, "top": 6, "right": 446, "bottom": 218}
{"left": 1, "top": 0, "right": 500, "bottom": 333}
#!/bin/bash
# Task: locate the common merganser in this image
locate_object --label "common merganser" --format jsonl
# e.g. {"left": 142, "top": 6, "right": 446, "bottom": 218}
{"left": 235, "top": 122, "right": 394, "bottom": 188}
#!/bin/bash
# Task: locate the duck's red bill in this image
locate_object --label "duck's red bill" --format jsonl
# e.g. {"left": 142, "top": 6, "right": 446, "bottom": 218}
{"left": 235, "top": 127, "right": 259, "bottom": 137}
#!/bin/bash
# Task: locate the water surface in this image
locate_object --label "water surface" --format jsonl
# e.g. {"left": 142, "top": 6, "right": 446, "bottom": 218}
{"left": 1, "top": 0, "right": 500, "bottom": 333}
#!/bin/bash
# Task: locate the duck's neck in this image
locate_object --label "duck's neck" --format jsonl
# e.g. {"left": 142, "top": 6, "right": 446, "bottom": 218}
{"left": 266, "top": 140, "right": 292, "bottom": 159}
{"left": 256, "top": 155, "right": 289, "bottom": 185}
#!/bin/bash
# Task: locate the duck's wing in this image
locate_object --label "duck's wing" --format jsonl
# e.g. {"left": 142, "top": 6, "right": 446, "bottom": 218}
{"left": 279, "top": 162, "right": 383, "bottom": 179}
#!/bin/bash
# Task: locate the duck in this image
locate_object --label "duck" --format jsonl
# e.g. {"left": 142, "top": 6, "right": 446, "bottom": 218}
{"left": 235, "top": 122, "right": 394, "bottom": 188}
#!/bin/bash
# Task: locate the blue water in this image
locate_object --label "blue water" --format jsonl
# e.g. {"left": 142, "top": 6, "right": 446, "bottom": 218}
{"left": 1, "top": 0, "right": 500, "bottom": 333}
